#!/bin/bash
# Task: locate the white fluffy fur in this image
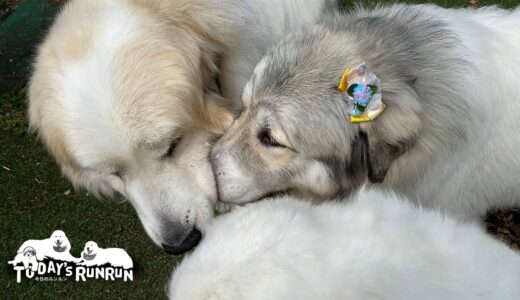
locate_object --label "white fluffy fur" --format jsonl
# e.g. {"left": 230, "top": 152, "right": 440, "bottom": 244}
{"left": 8, "top": 230, "right": 78, "bottom": 269}
{"left": 169, "top": 189, "right": 520, "bottom": 300}
{"left": 28, "top": 0, "right": 334, "bottom": 247}
{"left": 79, "top": 241, "right": 133, "bottom": 269}
{"left": 393, "top": 5, "right": 520, "bottom": 220}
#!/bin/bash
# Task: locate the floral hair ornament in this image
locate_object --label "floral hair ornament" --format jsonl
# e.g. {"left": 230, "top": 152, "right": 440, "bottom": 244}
{"left": 338, "top": 63, "right": 385, "bottom": 123}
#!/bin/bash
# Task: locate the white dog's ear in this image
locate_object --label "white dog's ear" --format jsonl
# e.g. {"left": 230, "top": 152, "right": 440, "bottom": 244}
{"left": 201, "top": 91, "right": 235, "bottom": 133}
{"left": 358, "top": 85, "right": 422, "bottom": 182}
{"left": 106, "top": 174, "right": 128, "bottom": 198}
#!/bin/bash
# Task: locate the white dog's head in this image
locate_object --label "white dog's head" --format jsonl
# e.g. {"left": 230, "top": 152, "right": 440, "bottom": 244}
{"left": 82, "top": 241, "right": 99, "bottom": 260}
{"left": 84, "top": 241, "right": 99, "bottom": 254}
{"left": 28, "top": 0, "right": 233, "bottom": 254}
{"left": 50, "top": 230, "right": 71, "bottom": 253}
{"left": 23, "top": 247, "right": 37, "bottom": 258}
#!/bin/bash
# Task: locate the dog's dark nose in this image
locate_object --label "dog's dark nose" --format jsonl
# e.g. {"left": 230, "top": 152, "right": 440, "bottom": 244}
{"left": 162, "top": 228, "right": 202, "bottom": 255}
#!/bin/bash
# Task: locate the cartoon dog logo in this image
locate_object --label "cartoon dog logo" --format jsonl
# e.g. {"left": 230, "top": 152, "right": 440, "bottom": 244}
{"left": 11, "top": 246, "right": 39, "bottom": 271}
{"left": 8, "top": 230, "right": 78, "bottom": 269}
{"left": 79, "top": 241, "right": 133, "bottom": 269}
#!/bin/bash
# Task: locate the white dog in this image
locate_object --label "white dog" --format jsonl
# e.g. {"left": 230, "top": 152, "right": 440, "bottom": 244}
{"left": 169, "top": 189, "right": 520, "bottom": 300}
{"left": 28, "top": 0, "right": 337, "bottom": 254}
{"left": 8, "top": 230, "right": 78, "bottom": 268}
{"left": 79, "top": 241, "right": 133, "bottom": 269}
{"left": 8, "top": 246, "right": 38, "bottom": 272}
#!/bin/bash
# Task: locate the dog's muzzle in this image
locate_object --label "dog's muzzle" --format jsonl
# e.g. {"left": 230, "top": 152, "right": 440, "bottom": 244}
{"left": 53, "top": 242, "right": 67, "bottom": 253}
{"left": 82, "top": 253, "right": 97, "bottom": 261}
{"left": 162, "top": 227, "right": 202, "bottom": 255}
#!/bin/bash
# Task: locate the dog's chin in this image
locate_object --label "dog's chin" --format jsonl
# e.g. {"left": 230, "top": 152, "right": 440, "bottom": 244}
{"left": 214, "top": 201, "right": 238, "bottom": 215}
{"left": 216, "top": 190, "right": 291, "bottom": 212}
{"left": 53, "top": 244, "right": 68, "bottom": 253}
{"left": 83, "top": 252, "right": 97, "bottom": 261}
{"left": 253, "top": 190, "right": 290, "bottom": 203}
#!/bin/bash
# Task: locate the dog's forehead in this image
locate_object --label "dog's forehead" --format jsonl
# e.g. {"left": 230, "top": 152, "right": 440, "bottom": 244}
{"left": 254, "top": 30, "right": 343, "bottom": 94}
{"left": 247, "top": 29, "right": 360, "bottom": 153}
{"left": 49, "top": 22, "right": 199, "bottom": 160}
{"left": 247, "top": 98, "right": 355, "bottom": 159}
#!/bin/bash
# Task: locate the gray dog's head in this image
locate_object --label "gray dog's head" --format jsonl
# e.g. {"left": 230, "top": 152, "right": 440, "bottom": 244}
{"left": 211, "top": 7, "right": 467, "bottom": 204}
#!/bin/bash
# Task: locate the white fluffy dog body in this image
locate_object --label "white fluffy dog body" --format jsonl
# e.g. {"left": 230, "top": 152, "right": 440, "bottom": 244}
{"left": 169, "top": 189, "right": 520, "bottom": 300}
{"left": 79, "top": 241, "right": 133, "bottom": 269}
{"left": 8, "top": 230, "right": 77, "bottom": 267}
{"left": 28, "top": 0, "right": 336, "bottom": 252}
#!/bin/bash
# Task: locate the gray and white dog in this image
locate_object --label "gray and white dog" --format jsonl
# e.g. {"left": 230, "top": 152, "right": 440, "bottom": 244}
{"left": 211, "top": 4, "right": 520, "bottom": 221}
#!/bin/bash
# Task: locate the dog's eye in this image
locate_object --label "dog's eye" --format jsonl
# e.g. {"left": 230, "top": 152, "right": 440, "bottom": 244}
{"left": 113, "top": 171, "right": 123, "bottom": 179}
{"left": 258, "top": 129, "right": 283, "bottom": 148}
{"left": 164, "top": 137, "right": 182, "bottom": 158}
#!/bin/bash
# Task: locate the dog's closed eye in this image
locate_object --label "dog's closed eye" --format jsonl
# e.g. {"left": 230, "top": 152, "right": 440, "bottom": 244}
{"left": 258, "top": 129, "right": 284, "bottom": 148}
{"left": 164, "top": 137, "right": 183, "bottom": 158}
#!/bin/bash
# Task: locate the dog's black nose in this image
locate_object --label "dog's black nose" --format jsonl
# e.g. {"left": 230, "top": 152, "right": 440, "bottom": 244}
{"left": 162, "top": 228, "right": 202, "bottom": 255}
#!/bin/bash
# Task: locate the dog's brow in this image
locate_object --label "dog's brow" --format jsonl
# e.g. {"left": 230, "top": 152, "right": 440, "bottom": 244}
{"left": 136, "top": 127, "right": 179, "bottom": 151}
{"left": 136, "top": 139, "right": 169, "bottom": 151}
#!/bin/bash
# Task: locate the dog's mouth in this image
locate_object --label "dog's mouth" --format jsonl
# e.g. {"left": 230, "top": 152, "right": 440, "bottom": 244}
{"left": 254, "top": 190, "right": 290, "bottom": 202}
{"left": 53, "top": 244, "right": 67, "bottom": 253}
{"left": 218, "top": 190, "right": 290, "bottom": 208}
{"left": 83, "top": 252, "right": 97, "bottom": 261}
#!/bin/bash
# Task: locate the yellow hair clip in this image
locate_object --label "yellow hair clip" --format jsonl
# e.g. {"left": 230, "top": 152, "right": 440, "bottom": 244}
{"left": 338, "top": 68, "right": 351, "bottom": 93}
{"left": 338, "top": 63, "right": 385, "bottom": 123}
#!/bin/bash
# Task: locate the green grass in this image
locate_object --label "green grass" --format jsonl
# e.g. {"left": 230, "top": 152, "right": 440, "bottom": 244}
{"left": 1, "top": 0, "right": 519, "bottom": 299}
{"left": 0, "top": 89, "right": 180, "bottom": 299}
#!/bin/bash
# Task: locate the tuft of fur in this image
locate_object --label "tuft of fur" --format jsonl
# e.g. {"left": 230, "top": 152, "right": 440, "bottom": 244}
{"left": 169, "top": 188, "right": 520, "bottom": 300}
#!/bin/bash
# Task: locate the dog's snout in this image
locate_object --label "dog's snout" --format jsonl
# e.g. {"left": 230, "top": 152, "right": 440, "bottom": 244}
{"left": 209, "top": 143, "right": 223, "bottom": 162}
{"left": 210, "top": 143, "right": 229, "bottom": 180}
{"left": 162, "top": 227, "right": 202, "bottom": 255}
{"left": 213, "top": 151, "right": 221, "bottom": 160}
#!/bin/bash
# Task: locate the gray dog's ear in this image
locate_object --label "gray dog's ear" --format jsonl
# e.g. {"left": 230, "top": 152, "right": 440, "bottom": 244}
{"left": 364, "top": 136, "right": 406, "bottom": 183}
{"left": 346, "top": 131, "right": 369, "bottom": 185}
{"left": 347, "top": 131, "right": 401, "bottom": 184}
{"left": 358, "top": 86, "right": 422, "bottom": 183}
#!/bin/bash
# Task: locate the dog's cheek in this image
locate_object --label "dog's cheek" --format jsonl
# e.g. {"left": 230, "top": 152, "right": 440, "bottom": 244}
{"left": 106, "top": 174, "right": 128, "bottom": 198}
{"left": 293, "top": 161, "right": 337, "bottom": 198}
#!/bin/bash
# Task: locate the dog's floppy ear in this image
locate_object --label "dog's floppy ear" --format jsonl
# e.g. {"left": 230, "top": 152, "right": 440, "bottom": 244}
{"left": 346, "top": 131, "right": 400, "bottom": 184}
{"left": 346, "top": 131, "right": 369, "bottom": 182}
{"left": 363, "top": 135, "right": 405, "bottom": 183}
{"left": 198, "top": 90, "right": 235, "bottom": 133}
{"left": 359, "top": 85, "right": 422, "bottom": 183}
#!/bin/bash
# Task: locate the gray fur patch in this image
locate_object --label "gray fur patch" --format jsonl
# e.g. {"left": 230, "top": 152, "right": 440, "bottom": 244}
{"left": 238, "top": 4, "right": 471, "bottom": 197}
